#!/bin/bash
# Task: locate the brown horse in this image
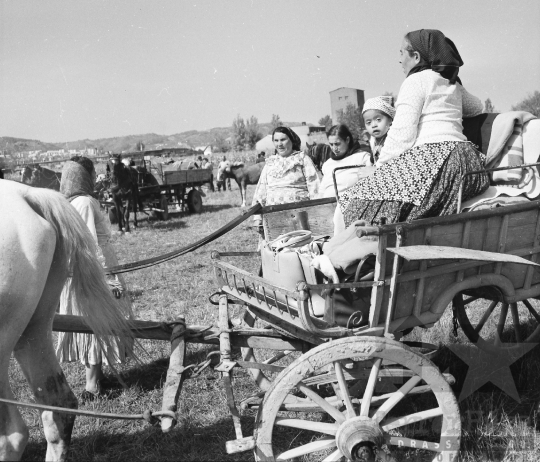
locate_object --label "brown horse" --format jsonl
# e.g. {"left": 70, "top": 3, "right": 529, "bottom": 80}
{"left": 0, "top": 180, "right": 134, "bottom": 461}
{"left": 108, "top": 156, "right": 139, "bottom": 233}
{"left": 218, "top": 162, "right": 265, "bottom": 207}
{"left": 21, "top": 164, "right": 62, "bottom": 190}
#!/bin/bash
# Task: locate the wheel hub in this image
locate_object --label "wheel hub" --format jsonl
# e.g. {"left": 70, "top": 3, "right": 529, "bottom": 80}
{"left": 335, "top": 416, "right": 384, "bottom": 461}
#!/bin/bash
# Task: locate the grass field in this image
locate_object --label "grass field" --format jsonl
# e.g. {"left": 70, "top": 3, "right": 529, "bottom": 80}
{"left": 8, "top": 182, "right": 540, "bottom": 461}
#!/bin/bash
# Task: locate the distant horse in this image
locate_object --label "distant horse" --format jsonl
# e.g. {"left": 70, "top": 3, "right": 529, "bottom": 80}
{"left": 0, "top": 180, "right": 134, "bottom": 461}
{"left": 21, "top": 164, "right": 62, "bottom": 190}
{"left": 108, "top": 156, "right": 139, "bottom": 233}
{"left": 218, "top": 162, "right": 265, "bottom": 207}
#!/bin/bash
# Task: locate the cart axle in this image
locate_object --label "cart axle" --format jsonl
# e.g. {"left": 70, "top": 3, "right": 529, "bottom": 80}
{"left": 335, "top": 416, "right": 384, "bottom": 461}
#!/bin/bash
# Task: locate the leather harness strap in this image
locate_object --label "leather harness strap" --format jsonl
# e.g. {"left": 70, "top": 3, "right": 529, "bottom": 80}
{"left": 104, "top": 203, "right": 262, "bottom": 275}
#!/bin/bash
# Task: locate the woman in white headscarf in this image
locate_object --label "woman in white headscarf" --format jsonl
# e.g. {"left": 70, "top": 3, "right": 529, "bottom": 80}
{"left": 56, "top": 156, "right": 133, "bottom": 400}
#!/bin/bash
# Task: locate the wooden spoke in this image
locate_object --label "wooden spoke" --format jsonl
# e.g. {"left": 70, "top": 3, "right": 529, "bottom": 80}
{"left": 334, "top": 362, "right": 356, "bottom": 418}
{"left": 297, "top": 383, "right": 346, "bottom": 424}
{"left": 322, "top": 448, "right": 345, "bottom": 461}
{"left": 381, "top": 407, "right": 443, "bottom": 431}
{"left": 509, "top": 303, "right": 522, "bottom": 343}
{"left": 388, "top": 436, "right": 444, "bottom": 452}
{"left": 276, "top": 438, "right": 336, "bottom": 461}
{"left": 523, "top": 299, "right": 540, "bottom": 324}
{"left": 463, "top": 295, "right": 480, "bottom": 305}
{"left": 275, "top": 417, "right": 338, "bottom": 435}
{"left": 474, "top": 300, "right": 498, "bottom": 334}
{"left": 264, "top": 350, "right": 292, "bottom": 365}
{"left": 373, "top": 375, "right": 423, "bottom": 423}
{"left": 495, "top": 303, "right": 509, "bottom": 347}
{"left": 360, "top": 358, "right": 382, "bottom": 416}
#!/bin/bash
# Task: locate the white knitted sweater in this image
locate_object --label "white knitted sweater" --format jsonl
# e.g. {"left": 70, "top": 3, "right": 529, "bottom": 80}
{"left": 378, "top": 70, "right": 483, "bottom": 166}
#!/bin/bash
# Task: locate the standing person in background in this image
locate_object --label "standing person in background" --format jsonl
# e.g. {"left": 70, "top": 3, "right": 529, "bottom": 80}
{"left": 56, "top": 156, "right": 133, "bottom": 400}
{"left": 252, "top": 126, "right": 320, "bottom": 231}
{"left": 202, "top": 157, "right": 215, "bottom": 192}
{"left": 256, "top": 152, "right": 266, "bottom": 163}
{"left": 217, "top": 156, "right": 232, "bottom": 191}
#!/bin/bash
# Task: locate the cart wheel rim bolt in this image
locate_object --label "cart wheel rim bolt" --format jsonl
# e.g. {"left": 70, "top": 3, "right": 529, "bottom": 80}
{"left": 335, "top": 416, "right": 383, "bottom": 461}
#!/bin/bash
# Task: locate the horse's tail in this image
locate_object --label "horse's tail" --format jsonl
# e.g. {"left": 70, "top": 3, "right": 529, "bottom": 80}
{"left": 23, "top": 188, "right": 136, "bottom": 357}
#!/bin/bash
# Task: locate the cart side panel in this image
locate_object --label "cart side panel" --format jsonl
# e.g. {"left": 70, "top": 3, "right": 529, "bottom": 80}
{"left": 378, "top": 206, "right": 540, "bottom": 331}
{"left": 164, "top": 170, "right": 188, "bottom": 185}
{"left": 185, "top": 169, "right": 212, "bottom": 183}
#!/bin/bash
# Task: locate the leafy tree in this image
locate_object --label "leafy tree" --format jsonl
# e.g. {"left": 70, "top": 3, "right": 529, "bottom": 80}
{"left": 271, "top": 114, "right": 283, "bottom": 130}
{"left": 484, "top": 98, "right": 496, "bottom": 113}
{"left": 318, "top": 115, "right": 332, "bottom": 131}
{"left": 337, "top": 103, "right": 364, "bottom": 140}
{"left": 512, "top": 91, "right": 540, "bottom": 117}
{"left": 245, "top": 116, "right": 262, "bottom": 149}
{"left": 231, "top": 115, "right": 246, "bottom": 151}
{"left": 213, "top": 133, "right": 230, "bottom": 153}
{"left": 136, "top": 140, "right": 145, "bottom": 151}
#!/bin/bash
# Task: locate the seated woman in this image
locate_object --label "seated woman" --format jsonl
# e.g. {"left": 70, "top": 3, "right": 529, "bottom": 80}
{"left": 339, "top": 29, "right": 489, "bottom": 228}
{"left": 318, "top": 124, "right": 372, "bottom": 233}
{"left": 252, "top": 126, "right": 320, "bottom": 231}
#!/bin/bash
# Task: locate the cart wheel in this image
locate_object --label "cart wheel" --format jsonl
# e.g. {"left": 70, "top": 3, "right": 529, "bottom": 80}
{"left": 156, "top": 196, "right": 169, "bottom": 220}
{"left": 254, "top": 336, "right": 460, "bottom": 462}
{"left": 454, "top": 293, "right": 540, "bottom": 354}
{"left": 108, "top": 206, "right": 118, "bottom": 224}
{"left": 187, "top": 189, "right": 203, "bottom": 213}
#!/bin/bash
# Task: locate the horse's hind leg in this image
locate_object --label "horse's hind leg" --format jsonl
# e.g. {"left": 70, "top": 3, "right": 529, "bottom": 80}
{"left": 123, "top": 199, "right": 131, "bottom": 233}
{"left": 114, "top": 197, "right": 124, "bottom": 233}
{"left": 0, "top": 357, "right": 29, "bottom": 460}
{"left": 13, "top": 264, "right": 77, "bottom": 462}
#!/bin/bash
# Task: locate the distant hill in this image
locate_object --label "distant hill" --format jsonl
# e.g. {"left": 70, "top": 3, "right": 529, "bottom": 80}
{"left": 0, "top": 121, "right": 309, "bottom": 156}
{"left": 0, "top": 137, "right": 61, "bottom": 154}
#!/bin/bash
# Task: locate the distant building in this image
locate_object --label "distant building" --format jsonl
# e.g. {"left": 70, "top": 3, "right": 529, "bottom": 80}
{"left": 329, "top": 87, "right": 365, "bottom": 124}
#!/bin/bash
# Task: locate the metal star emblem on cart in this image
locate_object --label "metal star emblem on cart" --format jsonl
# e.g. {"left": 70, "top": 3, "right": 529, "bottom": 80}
{"left": 447, "top": 335, "right": 536, "bottom": 402}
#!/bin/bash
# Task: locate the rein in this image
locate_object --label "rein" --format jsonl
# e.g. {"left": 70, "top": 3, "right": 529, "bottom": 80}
{"left": 104, "top": 203, "right": 262, "bottom": 275}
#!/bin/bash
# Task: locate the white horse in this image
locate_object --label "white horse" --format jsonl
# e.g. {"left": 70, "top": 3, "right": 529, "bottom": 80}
{"left": 0, "top": 180, "right": 134, "bottom": 461}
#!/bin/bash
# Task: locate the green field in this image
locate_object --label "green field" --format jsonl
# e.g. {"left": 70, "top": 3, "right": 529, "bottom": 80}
{"left": 9, "top": 185, "right": 540, "bottom": 461}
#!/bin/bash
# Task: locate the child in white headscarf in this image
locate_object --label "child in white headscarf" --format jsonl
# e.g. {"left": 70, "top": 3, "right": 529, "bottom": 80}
{"left": 362, "top": 96, "right": 396, "bottom": 164}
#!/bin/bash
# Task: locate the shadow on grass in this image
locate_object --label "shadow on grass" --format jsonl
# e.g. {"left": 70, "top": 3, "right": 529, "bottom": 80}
{"left": 112, "top": 346, "right": 220, "bottom": 393}
{"left": 22, "top": 416, "right": 257, "bottom": 462}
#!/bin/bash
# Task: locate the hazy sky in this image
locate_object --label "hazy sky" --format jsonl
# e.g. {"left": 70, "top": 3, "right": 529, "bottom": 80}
{"left": 1, "top": 0, "right": 539, "bottom": 142}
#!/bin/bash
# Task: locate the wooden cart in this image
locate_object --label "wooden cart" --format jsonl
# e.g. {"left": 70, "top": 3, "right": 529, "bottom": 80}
{"left": 209, "top": 194, "right": 540, "bottom": 462}
{"left": 105, "top": 159, "right": 212, "bottom": 222}
{"left": 147, "top": 161, "right": 212, "bottom": 216}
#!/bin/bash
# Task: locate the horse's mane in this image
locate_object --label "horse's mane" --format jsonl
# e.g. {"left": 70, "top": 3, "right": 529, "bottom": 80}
{"left": 231, "top": 162, "right": 244, "bottom": 169}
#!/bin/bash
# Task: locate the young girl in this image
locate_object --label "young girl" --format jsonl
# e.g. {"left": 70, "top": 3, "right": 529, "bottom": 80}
{"left": 362, "top": 96, "right": 396, "bottom": 164}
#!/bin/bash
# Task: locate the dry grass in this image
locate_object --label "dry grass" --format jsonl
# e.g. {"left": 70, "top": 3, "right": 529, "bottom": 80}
{"left": 8, "top": 181, "right": 540, "bottom": 461}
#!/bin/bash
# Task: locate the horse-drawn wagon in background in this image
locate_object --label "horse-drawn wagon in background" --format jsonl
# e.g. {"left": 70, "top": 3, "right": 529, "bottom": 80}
{"left": 103, "top": 156, "right": 212, "bottom": 226}
{"left": 147, "top": 160, "right": 212, "bottom": 216}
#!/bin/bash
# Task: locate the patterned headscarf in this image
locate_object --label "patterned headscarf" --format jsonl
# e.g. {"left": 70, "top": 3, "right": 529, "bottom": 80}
{"left": 362, "top": 96, "right": 396, "bottom": 119}
{"left": 406, "top": 29, "right": 463, "bottom": 84}
{"left": 272, "top": 126, "right": 302, "bottom": 152}
{"left": 60, "top": 160, "right": 95, "bottom": 201}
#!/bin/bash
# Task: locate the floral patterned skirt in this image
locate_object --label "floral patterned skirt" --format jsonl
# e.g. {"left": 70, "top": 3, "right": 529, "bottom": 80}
{"left": 339, "top": 141, "right": 489, "bottom": 227}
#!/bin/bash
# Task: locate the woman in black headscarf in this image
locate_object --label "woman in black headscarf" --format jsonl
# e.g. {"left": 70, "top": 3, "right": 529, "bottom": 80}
{"left": 339, "top": 29, "right": 489, "bottom": 226}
